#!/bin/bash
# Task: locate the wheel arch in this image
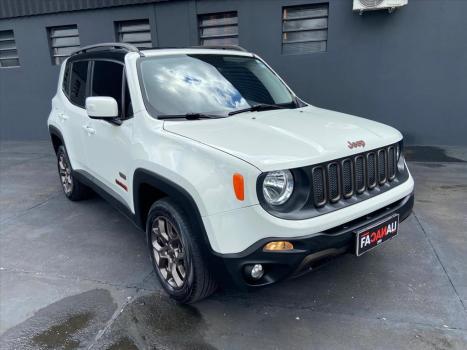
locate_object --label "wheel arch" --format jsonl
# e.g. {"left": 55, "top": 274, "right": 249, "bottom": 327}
{"left": 49, "top": 125, "right": 65, "bottom": 154}
{"left": 133, "top": 168, "right": 214, "bottom": 252}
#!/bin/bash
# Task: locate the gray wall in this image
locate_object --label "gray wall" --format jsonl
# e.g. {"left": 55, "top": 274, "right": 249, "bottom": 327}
{"left": 1, "top": 0, "right": 466, "bottom": 145}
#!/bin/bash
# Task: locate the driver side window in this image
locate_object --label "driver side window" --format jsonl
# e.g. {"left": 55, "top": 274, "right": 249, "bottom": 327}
{"left": 91, "top": 60, "right": 133, "bottom": 119}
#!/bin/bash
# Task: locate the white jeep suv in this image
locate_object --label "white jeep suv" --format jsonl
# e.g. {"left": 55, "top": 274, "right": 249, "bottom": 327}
{"left": 48, "top": 43, "right": 414, "bottom": 303}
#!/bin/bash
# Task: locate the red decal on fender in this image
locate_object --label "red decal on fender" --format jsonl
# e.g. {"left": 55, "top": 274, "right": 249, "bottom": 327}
{"left": 115, "top": 179, "right": 128, "bottom": 191}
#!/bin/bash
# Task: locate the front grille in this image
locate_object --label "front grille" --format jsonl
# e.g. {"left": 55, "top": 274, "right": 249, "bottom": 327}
{"left": 367, "top": 152, "right": 377, "bottom": 189}
{"left": 327, "top": 163, "right": 340, "bottom": 202}
{"left": 341, "top": 159, "right": 353, "bottom": 198}
{"left": 354, "top": 155, "right": 365, "bottom": 194}
{"left": 312, "top": 167, "right": 326, "bottom": 206}
{"left": 310, "top": 144, "right": 399, "bottom": 208}
{"left": 387, "top": 146, "right": 396, "bottom": 180}
{"left": 378, "top": 149, "right": 387, "bottom": 185}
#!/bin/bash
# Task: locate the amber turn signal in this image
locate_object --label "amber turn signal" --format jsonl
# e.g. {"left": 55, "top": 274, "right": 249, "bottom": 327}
{"left": 263, "top": 241, "right": 294, "bottom": 251}
{"left": 233, "top": 173, "right": 245, "bottom": 201}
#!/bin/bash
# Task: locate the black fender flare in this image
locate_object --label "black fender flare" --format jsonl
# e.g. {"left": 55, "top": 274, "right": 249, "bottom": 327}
{"left": 133, "top": 168, "right": 214, "bottom": 252}
{"left": 48, "top": 125, "right": 66, "bottom": 153}
{"left": 133, "top": 168, "right": 233, "bottom": 285}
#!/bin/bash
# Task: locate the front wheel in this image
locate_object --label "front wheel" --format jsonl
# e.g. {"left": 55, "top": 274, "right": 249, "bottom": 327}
{"left": 147, "top": 198, "right": 217, "bottom": 303}
{"left": 56, "top": 145, "right": 91, "bottom": 201}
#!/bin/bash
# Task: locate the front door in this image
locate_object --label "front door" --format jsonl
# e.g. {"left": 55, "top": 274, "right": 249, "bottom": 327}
{"left": 83, "top": 59, "right": 134, "bottom": 207}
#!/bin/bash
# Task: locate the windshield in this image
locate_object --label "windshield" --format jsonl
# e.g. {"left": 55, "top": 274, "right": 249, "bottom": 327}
{"left": 138, "top": 54, "right": 296, "bottom": 117}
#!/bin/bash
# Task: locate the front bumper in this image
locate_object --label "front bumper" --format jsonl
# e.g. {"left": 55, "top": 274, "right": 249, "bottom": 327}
{"left": 216, "top": 192, "right": 414, "bottom": 289}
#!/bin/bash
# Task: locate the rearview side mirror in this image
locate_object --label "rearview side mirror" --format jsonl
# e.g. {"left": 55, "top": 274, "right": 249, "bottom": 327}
{"left": 85, "top": 96, "right": 119, "bottom": 119}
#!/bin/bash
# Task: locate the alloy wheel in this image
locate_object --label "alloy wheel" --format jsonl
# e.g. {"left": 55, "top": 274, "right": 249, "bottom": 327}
{"left": 58, "top": 153, "right": 73, "bottom": 195}
{"left": 151, "top": 216, "right": 187, "bottom": 289}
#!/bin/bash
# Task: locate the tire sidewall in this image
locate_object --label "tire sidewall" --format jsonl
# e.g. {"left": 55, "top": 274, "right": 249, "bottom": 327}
{"left": 57, "top": 145, "right": 74, "bottom": 198}
{"left": 146, "top": 201, "right": 196, "bottom": 301}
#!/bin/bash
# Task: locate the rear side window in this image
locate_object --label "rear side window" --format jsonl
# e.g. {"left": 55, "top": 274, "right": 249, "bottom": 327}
{"left": 62, "top": 62, "right": 71, "bottom": 96}
{"left": 69, "top": 61, "right": 88, "bottom": 107}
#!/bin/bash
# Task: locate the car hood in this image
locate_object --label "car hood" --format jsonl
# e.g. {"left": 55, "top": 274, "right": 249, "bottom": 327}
{"left": 163, "top": 105, "right": 402, "bottom": 172}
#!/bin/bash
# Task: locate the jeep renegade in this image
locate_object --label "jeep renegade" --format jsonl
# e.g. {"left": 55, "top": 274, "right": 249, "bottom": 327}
{"left": 48, "top": 43, "right": 414, "bottom": 303}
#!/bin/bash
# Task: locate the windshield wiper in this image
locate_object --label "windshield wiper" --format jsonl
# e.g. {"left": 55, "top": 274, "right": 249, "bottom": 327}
{"left": 228, "top": 103, "right": 288, "bottom": 116}
{"left": 158, "top": 113, "right": 225, "bottom": 120}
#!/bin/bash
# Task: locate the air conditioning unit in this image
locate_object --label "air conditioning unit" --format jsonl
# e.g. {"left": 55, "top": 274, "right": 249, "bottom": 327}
{"left": 353, "top": 0, "right": 408, "bottom": 13}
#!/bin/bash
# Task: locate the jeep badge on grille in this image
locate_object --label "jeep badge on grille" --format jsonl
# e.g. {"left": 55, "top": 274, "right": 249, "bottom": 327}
{"left": 347, "top": 140, "right": 366, "bottom": 149}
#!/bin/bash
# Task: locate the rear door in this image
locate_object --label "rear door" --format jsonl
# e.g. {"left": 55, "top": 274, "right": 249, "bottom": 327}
{"left": 60, "top": 60, "right": 90, "bottom": 171}
{"left": 83, "top": 59, "right": 134, "bottom": 206}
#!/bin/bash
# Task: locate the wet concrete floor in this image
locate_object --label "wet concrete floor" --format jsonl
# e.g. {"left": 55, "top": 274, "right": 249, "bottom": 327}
{"left": 1, "top": 142, "right": 466, "bottom": 349}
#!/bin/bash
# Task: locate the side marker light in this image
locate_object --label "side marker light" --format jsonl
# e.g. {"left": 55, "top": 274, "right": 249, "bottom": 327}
{"left": 233, "top": 173, "right": 244, "bottom": 201}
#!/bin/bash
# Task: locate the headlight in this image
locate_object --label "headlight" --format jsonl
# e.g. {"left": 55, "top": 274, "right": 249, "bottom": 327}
{"left": 262, "top": 170, "right": 294, "bottom": 206}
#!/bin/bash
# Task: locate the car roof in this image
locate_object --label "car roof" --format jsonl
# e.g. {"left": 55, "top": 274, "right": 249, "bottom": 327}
{"left": 68, "top": 49, "right": 127, "bottom": 64}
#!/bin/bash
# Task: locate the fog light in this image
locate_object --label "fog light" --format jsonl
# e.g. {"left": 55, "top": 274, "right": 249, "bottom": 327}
{"left": 245, "top": 264, "right": 264, "bottom": 280}
{"left": 263, "top": 241, "right": 294, "bottom": 251}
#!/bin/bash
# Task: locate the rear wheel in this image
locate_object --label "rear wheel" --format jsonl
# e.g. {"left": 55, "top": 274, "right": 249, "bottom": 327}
{"left": 147, "top": 198, "right": 217, "bottom": 303}
{"left": 56, "top": 145, "right": 91, "bottom": 201}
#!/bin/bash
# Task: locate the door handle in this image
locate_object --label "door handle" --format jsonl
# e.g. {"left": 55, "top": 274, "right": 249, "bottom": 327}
{"left": 82, "top": 125, "right": 95, "bottom": 135}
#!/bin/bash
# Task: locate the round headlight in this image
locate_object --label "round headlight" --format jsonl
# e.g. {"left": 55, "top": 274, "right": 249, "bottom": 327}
{"left": 262, "top": 170, "right": 294, "bottom": 206}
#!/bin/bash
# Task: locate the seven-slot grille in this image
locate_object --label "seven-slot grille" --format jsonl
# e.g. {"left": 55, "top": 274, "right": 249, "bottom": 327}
{"left": 311, "top": 145, "right": 398, "bottom": 207}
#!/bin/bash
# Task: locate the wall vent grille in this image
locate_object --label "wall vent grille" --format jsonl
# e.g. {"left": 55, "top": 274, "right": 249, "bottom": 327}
{"left": 0, "top": 30, "right": 20, "bottom": 67}
{"left": 48, "top": 25, "right": 80, "bottom": 65}
{"left": 282, "top": 3, "right": 329, "bottom": 55}
{"left": 198, "top": 12, "right": 239, "bottom": 46}
{"left": 116, "top": 19, "right": 152, "bottom": 49}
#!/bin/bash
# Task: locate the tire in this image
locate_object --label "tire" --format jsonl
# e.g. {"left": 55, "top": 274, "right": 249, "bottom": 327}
{"left": 56, "top": 145, "right": 91, "bottom": 201}
{"left": 147, "top": 198, "right": 217, "bottom": 303}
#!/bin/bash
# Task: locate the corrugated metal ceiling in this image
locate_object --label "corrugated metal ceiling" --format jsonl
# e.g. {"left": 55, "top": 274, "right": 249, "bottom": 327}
{"left": 0, "top": 0, "right": 171, "bottom": 19}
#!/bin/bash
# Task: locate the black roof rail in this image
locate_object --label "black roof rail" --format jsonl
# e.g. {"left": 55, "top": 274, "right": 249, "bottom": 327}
{"left": 71, "top": 42, "right": 141, "bottom": 56}
{"left": 190, "top": 45, "right": 249, "bottom": 52}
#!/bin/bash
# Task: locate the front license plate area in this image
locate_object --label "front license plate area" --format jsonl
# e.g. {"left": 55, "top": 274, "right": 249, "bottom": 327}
{"left": 356, "top": 214, "right": 399, "bottom": 256}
